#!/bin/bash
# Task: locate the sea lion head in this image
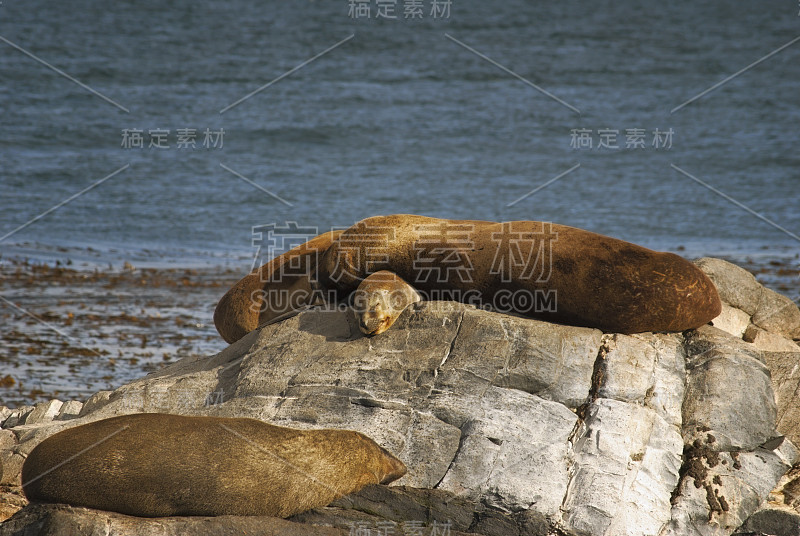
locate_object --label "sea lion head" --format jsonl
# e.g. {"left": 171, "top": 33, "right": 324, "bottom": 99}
{"left": 353, "top": 271, "right": 421, "bottom": 336}
{"left": 355, "top": 287, "right": 401, "bottom": 336}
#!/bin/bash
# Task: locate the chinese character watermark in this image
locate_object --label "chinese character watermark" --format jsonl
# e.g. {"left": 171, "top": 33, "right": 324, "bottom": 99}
{"left": 247, "top": 220, "right": 559, "bottom": 317}
{"left": 412, "top": 222, "right": 474, "bottom": 284}
{"left": 347, "top": 519, "right": 452, "bottom": 536}
{"left": 651, "top": 127, "right": 674, "bottom": 149}
{"left": 569, "top": 128, "right": 674, "bottom": 150}
{"left": 121, "top": 128, "right": 224, "bottom": 149}
{"left": 251, "top": 222, "right": 323, "bottom": 273}
{"left": 325, "top": 221, "right": 396, "bottom": 285}
{"left": 348, "top": 0, "right": 451, "bottom": 19}
{"left": 489, "top": 221, "right": 556, "bottom": 283}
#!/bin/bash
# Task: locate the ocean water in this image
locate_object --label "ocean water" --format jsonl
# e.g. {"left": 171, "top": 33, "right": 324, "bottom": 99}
{"left": 1, "top": 0, "right": 799, "bottom": 269}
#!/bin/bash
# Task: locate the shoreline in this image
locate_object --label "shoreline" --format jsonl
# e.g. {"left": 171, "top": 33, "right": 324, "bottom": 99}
{"left": 1, "top": 251, "right": 797, "bottom": 409}
{"left": 0, "top": 258, "right": 241, "bottom": 408}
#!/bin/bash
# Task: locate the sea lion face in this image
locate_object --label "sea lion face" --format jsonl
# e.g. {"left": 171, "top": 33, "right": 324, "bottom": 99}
{"left": 353, "top": 272, "right": 422, "bottom": 336}
{"left": 356, "top": 289, "right": 396, "bottom": 336}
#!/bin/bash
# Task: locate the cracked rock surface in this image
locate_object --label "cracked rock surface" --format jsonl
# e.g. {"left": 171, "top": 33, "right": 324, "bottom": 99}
{"left": 2, "top": 258, "right": 800, "bottom": 535}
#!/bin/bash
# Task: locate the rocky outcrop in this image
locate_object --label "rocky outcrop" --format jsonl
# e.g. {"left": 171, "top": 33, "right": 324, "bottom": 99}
{"left": 1, "top": 258, "right": 799, "bottom": 536}
{"left": 693, "top": 258, "right": 800, "bottom": 536}
{"left": 695, "top": 257, "right": 800, "bottom": 340}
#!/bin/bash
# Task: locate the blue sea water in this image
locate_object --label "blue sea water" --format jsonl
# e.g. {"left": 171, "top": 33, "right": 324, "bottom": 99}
{"left": 1, "top": 0, "right": 799, "bottom": 270}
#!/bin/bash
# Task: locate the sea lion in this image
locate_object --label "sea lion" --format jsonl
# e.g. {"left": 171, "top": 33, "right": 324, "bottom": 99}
{"left": 22, "top": 413, "right": 406, "bottom": 518}
{"left": 319, "top": 215, "right": 721, "bottom": 334}
{"left": 215, "top": 214, "right": 721, "bottom": 341}
{"left": 352, "top": 270, "right": 422, "bottom": 336}
{"left": 213, "top": 230, "right": 343, "bottom": 344}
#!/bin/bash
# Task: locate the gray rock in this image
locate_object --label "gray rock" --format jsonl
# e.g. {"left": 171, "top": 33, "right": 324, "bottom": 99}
{"left": 664, "top": 438, "right": 798, "bottom": 536}
{"left": 433, "top": 308, "right": 603, "bottom": 410}
{"left": 737, "top": 505, "right": 800, "bottom": 536}
{"left": 294, "top": 484, "right": 540, "bottom": 536}
{"left": 682, "top": 326, "right": 776, "bottom": 451}
{"left": 711, "top": 303, "right": 751, "bottom": 339}
{"left": 752, "top": 289, "right": 800, "bottom": 340}
{"left": 694, "top": 258, "right": 764, "bottom": 315}
{"left": 0, "top": 503, "right": 349, "bottom": 536}
{"left": 22, "top": 400, "right": 63, "bottom": 426}
{"left": 693, "top": 257, "right": 800, "bottom": 340}
{"left": 55, "top": 400, "right": 83, "bottom": 421}
{"left": 562, "top": 398, "right": 683, "bottom": 536}
{"left": 0, "top": 430, "right": 14, "bottom": 452}
{"left": 0, "top": 449, "right": 23, "bottom": 486}
{"left": 0, "top": 485, "right": 26, "bottom": 524}
{"left": 0, "top": 430, "right": 15, "bottom": 486}
{"left": 759, "top": 349, "right": 800, "bottom": 531}
{"left": 78, "top": 390, "right": 113, "bottom": 416}
{"left": 1, "top": 406, "right": 33, "bottom": 430}
{"left": 2, "top": 293, "right": 797, "bottom": 535}
{"left": 434, "top": 387, "right": 577, "bottom": 516}
{"left": 763, "top": 351, "right": 800, "bottom": 447}
{"left": 744, "top": 325, "right": 800, "bottom": 353}
{"left": 595, "top": 333, "right": 686, "bottom": 428}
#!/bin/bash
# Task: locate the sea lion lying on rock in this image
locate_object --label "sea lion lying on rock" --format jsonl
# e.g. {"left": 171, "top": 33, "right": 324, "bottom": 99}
{"left": 326, "top": 215, "right": 722, "bottom": 335}
{"left": 22, "top": 413, "right": 406, "bottom": 518}
{"left": 215, "top": 214, "right": 721, "bottom": 341}
{"left": 214, "top": 230, "right": 343, "bottom": 344}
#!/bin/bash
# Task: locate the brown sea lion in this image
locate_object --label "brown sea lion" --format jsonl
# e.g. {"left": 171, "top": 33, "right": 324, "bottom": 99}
{"left": 22, "top": 413, "right": 406, "bottom": 518}
{"left": 215, "top": 214, "right": 721, "bottom": 341}
{"left": 213, "top": 229, "right": 343, "bottom": 344}
{"left": 319, "top": 215, "right": 721, "bottom": 335}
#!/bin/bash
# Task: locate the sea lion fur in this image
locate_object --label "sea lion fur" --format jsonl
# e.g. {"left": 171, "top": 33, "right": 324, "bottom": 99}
{"left": 213, "top": 230, "right": 343, "bottom": 344}
{"left": 22, "top": 413, "right": 406, "bottom": 518}
{"left": 215, "top": 214, "right": 721, "bottom": 341}
{"left": 320, "top": 215, "right": 721, "bottom": 334}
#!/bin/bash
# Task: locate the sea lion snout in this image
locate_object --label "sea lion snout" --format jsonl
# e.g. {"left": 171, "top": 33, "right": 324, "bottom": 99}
{"left": 381, "top": 467, "right": 406, "bottom": 485}
{"left": 358, "top": 316, "right": 380, "bottom": 335}
{"left": 358, "top": 308, "right": 390, "bottom": 336}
